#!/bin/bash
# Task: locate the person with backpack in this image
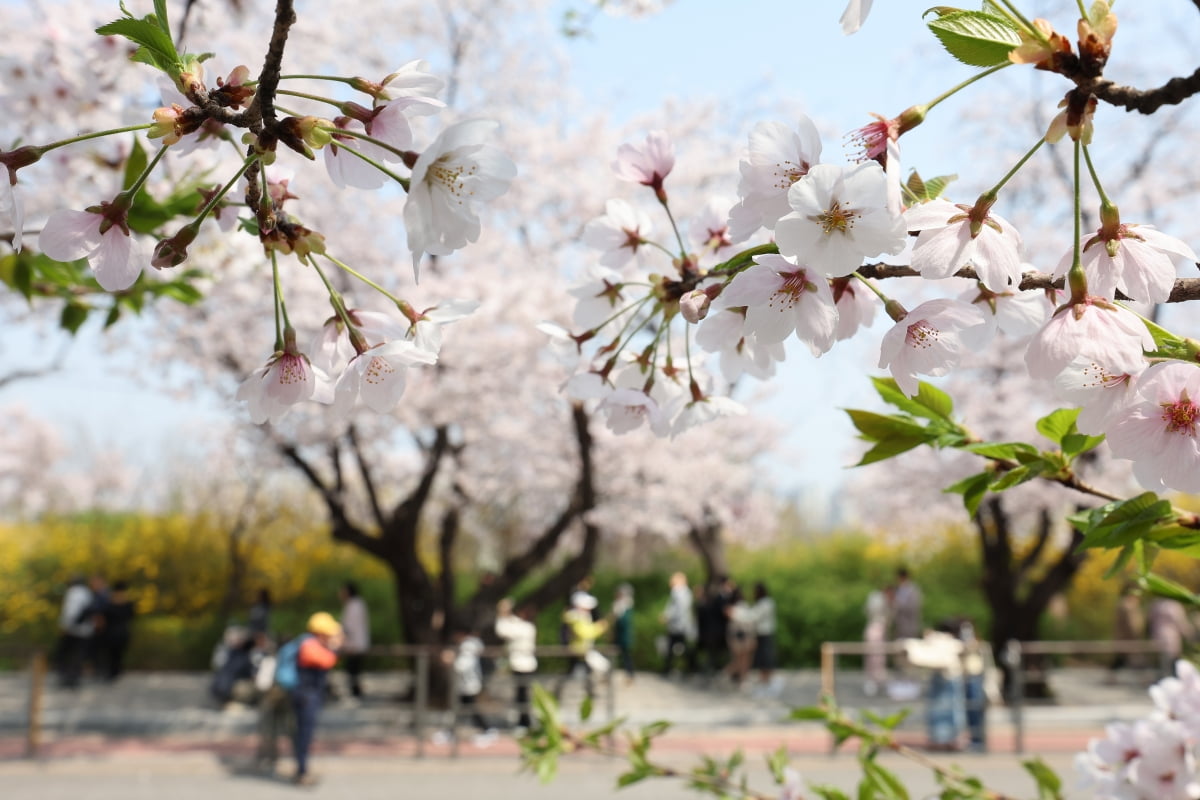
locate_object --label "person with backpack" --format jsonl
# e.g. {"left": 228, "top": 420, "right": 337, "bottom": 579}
{"left": 273, "top": 612, "right": 342, "bottom": 786}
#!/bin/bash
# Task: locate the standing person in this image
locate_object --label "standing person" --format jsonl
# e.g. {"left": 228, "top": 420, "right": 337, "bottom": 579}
{"left": 612, "top": 583, "right": 635, "bottom": 685}
{"left": 450, "top": 627, "right": 497, "bottom": 745}
{"left": 288, "top": 612, "right": 342, "bottom": 786}
{"left": 339, "top": 581, "right": 370, "bottom": 699}
{"left": 1150, "top": 597, "right": 1195, "bottom": 677}
{"left": 55, "top": 576, "right": 94, "bottom": 688}
{"left": 726, "top": 586, "right": 757, "bottom": 687}
{"left": 494, "top": 598, "right": 538, "bottom": 730}
{"left": 100, "top": 580, "right": 135, "bottom": 682}
{"left": 660, "top": 572, "right": 696, "bottom": 677}
{"left": 750, "top": 582, "right": 779, "bottom": 695}
{"left": 555, "top": 591, "right": 609, "bottom": 701}
{"left": 248, "top": 588, "right": 272, "bottom": 640}
{"left": 83, "top": 575, "right": 110, "bottom": 676}
{"left": 905, "top": 622, "right": 966, "bottom": 752}
{"left": 693, "top": 584, "right": 720, "bottom": 677}
{"left": 863, "top": 583, "right": 893, "bottom": 696}
{"left": 892, "top": 567, "right": 923, "bottom": 640}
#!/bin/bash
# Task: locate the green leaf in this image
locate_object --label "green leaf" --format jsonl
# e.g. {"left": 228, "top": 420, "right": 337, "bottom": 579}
{"left": 766, "top": 744, "right": 789, "bottom": 783}
{"left": 1035, "top": 408, "right": 1080, "bottom": 446}
{"left": 1070, "top": 493, "right": 1174, "bottom": 551}
{"left": 856, "top": 435, "right": 930, "bottom": 466}
{"left": 1061, "top": 431, "right": 1105, "bottom": 458}
{"left": 579, "top": 695, "right": 593, "bottom": 722}
{"left": 60, "top": 302, "right": 89, "bottom": 334}
{"left": 847, "top": 409, "right": 933, "bottom": 442}
{"left": 616, "top": 768, "right": 651, "bottom": 788}
{"left": 810, "top": 787, "right": 852, "bottom": 800}
{"left": 790, "top": 706, "right": 829, "bottom": 721}
{"left": 925, "top": 10, "right": 1021, "bottom": 67}
{"left": 871, "top": 376, "right": 953, "bottom": 421}
{"left": 989, "top": 463, "right": 1040, "bottom": 491}
{"left": 157, "top": 281, "right": 205, "bottom": 305}
{"left": 963, "top": 442, "right": 1038, "bottom": 460}
{"left": 96, "top": 8, "right": 182, "bottom": 76}
{"left": 944, "top": 472, "right": 991, "bottom": 516}
{"left": 861, "top": 759, "right": 910, "bottom": 800}
{"left": 123, "top": 138, "right": 148, "bottom": 193}
{"left": 902, "top": 170, "right": 958, "bottom": 205}
{"left": 1022, "top": 757, "right": 1063, "bottom": 800}
{"left": 153, "top": 0, "right": 171, "bottom": 33}
{"left": 1102, "top": 543, "right": 1136, "bottom": 579}
{"left": 1142, "top": 573, "right": 1200, "bottom": 607}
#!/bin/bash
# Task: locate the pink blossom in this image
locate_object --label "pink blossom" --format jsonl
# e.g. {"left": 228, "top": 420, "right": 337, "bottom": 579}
{"left": 718, "top": 253, "right": 839, "bottom": 356}
{"left": 1056, "top": 224, "right": 1197, "bottom": 305}
{"left": 39, "top": 206, "right": 144, "bottom": 291}
{"left": 694, "top": 309, "right": 785, "bottom": 382}
{"left": 1025, "top": 297, "right": 1153, "bottom": 381}
{"left": 671, "top": 395, "right": 745, "bottom": 437}
{"left": 323, "top": 118, "right": 388, "bottom": 190}
{"left": 1107, "top": 362, "right": 1200, "bottom": 494}
{"left": 1, "top": 177, "right": 24, "bottom": 252}
{"left": 905, "top": 198, "right": 1024, "bottom": 291}
{"left": 878, "top": 299, "right": 988, "bottom": 396}
{"left": 612, "top": 130, "right": 674, "bottom": 193}
{"left": 688, "top": 196, "right": 739, "bottom": 258}
{"left": 832, "top": 277, "right": 876, "bottom": 341}
{"left": 728, "top": 119, "right": 822, "bottom": 239}
{"left": 236, "top": 348, "right": 327, "bottom": 424}
{"left": 332, "top": 339, "right": 437, "bottom": 415}
{"left": 775, "top": 162, "right": 907, "bottom": 278}
{"left": 1052, "top": 355, "right": 1140, "bottom": 435}
{"left": 376, "top": 60, "right": 446, "bottom": 103}
{"left": 959, "top": 281, "right": 1051, "bottom": 341}
{"left": 599, "top": 388, "right": 670, "bottom": 435}
{"left": 582, "top": 199, "right": 654, "bottom": 268}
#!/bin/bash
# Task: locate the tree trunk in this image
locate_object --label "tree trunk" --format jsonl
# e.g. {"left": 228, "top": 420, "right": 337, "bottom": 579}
{"left": 687, "top": 510, "right": 729, "bottom": 589}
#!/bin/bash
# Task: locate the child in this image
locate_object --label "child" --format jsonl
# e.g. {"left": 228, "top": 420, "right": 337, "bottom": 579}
{"left": 452, "top": 627, "right": 497, "bottom": 745}
{"left": 289, "top": 612, "right": 342, "bottom": 785}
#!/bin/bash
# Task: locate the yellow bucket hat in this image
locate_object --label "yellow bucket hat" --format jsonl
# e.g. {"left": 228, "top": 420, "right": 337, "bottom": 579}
{"left": 307, "top": 611, "right": 342, "bottom": 638}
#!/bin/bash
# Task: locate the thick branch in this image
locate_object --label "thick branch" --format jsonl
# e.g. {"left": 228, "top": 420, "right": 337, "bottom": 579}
{"left": 1015, "top": 508, "right": 1053, "bottom": 582}
{"left": 346, "top": 424, "right": 386, "bottom": 529}
{"left": 1074, "top": 68, "right": 1200, "bottom": 115}
{"left": 278, "top": 441, "right": 386, "bottom": 559}
{"left": 395, "top": 426, "right": 451, "bottom": 527}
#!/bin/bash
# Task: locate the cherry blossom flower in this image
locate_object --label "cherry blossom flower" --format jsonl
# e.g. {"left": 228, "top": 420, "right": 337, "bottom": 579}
{"left": 905, "top": 198, "right": 1024, "bottom": 291}
{"left": 612, "top": 130, "right": 674, "bottom": 195}
{"left": 582, "top": 199, "right": 654, "bottom": 268}
{"left": 1056, "top": 224, "right": 1197, "bottom": 305}
{"left": 960, "top": 281, "right": 1051, "bottom": 340}
{"left": 598, "top": 388, "right": 670, "bottom": 435}
{"left": 727, "top": 119, "right": 822, "bottom": 239}
{"left": 365, "top": 96, "right": 443, "bottom": 155}
{"left": 671, "top": 394, "right": 745, "bottom": 437}
{"left": 237, "top": 345, "right": 330, "bottom": 425}
{"left": 569, "top": 263, "right": 630, "bottom": 330}
{"left": 775, "top": 162, "right": 906, "bottom": 278}
{"left": 323, "top": 118, "right": 389, "bottom": 190}
{"left": 1, "top": 177, "right": 23, "bottom": 252}
{"left": 688, "top": 196, "right": 739, "bottom": 258}
{"left": 840, "top": 0, "right": 874, "bottom": 34}
{"left": 878, "top": 299, "right": 988, "bottom": 396}
{"left": 1107, "top": 362, "right": 1200, "bottom": 494}
{"left": 831, "top": 277, "right": 876, "bottom": 341}
{"left": 404, "top": 119, "right": 516, "bottom": 280}
{"left": 408, "top": 298, "right": 479, "bottom": 355}
{"left": 694, "top": 309, "right": 785, "bottom": 382}
{"left": 718, "top": 253, "right": 838, "bottom": 356}
{"left": 332, "top": 339, "right": 437, "bottom": 415}
{"left": 39, "top": 204, "right": 145, "bottom": 291}
{"left": 376, "top": 60, "right": 445, "bottom": 103}
{"left": 1052, "top": 355, "right": 1140, "bottom": 435}
{"left": 1127, "top": 719, "right": 1199, "bottom": 800}
{"left": 1025, "top": 297, "right": 1153, "bottom": 381}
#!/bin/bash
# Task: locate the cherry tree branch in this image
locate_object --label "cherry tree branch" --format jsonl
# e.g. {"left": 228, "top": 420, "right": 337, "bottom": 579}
{"left": 855, "top": 264, "right": 1200, "bottom": 302}
{"left": 346, "top": 424, "right": 386, "bottom": 529}
{"left": 1072, "top": 68, "right": 1200, "bottom": 115}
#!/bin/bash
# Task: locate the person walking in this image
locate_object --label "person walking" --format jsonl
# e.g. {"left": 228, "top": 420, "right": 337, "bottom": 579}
{"left": 892, "top": 567, "right": 923, "bottom": 640}
{"left": 55, "top": 576, "right": 94, "bottom": 688}
{"left": 494, "top": 598, "right": 538, "bottom": 730}
{"left": 612, "top": 583, "right": 635, "bottom": 684}
{"left": 99, "top": 580, "right": 135, "bottom": 681}
{"left": 556, "top": 591, "right": 609, "bottom": 700}
{"left": 660, "top": 572, "right": 696, "bottom": 677}
{"left": 248, "top": 588, "right": 273, "bottom": 640}
{"left": 750, "top": 581, "right": 779, "bottom": 695}
{"left": 288, "top": 612, "right": 342, "bottom": 786}
{"left": 726, "top": 586, "right": 757, "bottom": 687}
{"left": 1107, "top": 583, "right": 1145, "bottom": 683}
{"left": 450, "top": 626, "right": 497, "bottom": 745}
{"left": 1150, "top": 597, "right": 1195, "bottom": 677}
{"left": 339, "top": 581, "right": 370, "bottom": 699}
{"left": 863, "top": 583, "right": 893, "bottom": 696}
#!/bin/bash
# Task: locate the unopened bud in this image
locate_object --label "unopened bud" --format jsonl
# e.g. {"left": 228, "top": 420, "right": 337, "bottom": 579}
{"left": 680, "top": 288, "right": 712, "bottom": 324}
{"left": 151, "top": 224, "right": 199, "bottom": 269}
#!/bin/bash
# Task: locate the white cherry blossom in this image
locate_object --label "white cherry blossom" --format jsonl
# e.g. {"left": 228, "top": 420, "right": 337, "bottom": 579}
{"left": 1057, "top": 224, "right": 1198, "bottom": 305}
{"left": 39, "top": 206, "right": 145, "bottom": 291}
{"left": 1107, "top": 362, "right": 1200, "bottom": 494}
{"left": 878, "top": 299, "right": 988, "bottom": 396}
{"left": 959, "top": 282, "right": 1051, "bottom": 340}
{"left": 1052, "top": 355, "right": 1140, "bottom": 435}
{"left": 237, "top": 347, "right": 329, "bottom": 424}
{"left": 582, "top": 199, "right": 654, "bottom": 268}
{"left": 408, "top": 298, "right": 479, "bottom": 355}
{"left": 832, "top": 276, "right": 876, "bottom": 341}
{"left": 612, "top": 129, "right": 674, "bottom": 191}
{"left": 728, "top": 119, "right": 822, "bottom": 240}
{"left": 568, "top": 263, "right": 630, "bottom": 331}
{"left": 694, "top": 308, "right": 785, "bottom": 382}
{"left": 376, "top": 59, "right": 446, "bottom": 102}
{"left": 332, "top": 339, "right": 437, "bottom": 415}
{"left": 718, "top": 253, "right": 838, "bottom": 356}
{"left": 404, "top": 119, "right": 516, "bottom": 280}
{"left": 598, "top": 388, "right": 670, "bottom": 435}
{"left": 1025, "top": 297, "right": 1153, "bottom": 381}
{"left": 1, "top": 177, "right": 23, "bottom": 252}
{"left": 840, "top": 0, "right": 874, "bottom": 34}
{"left": 905, "top": 198, "right": 1024, "bottom": 291}
{"left": 775, "top": 162, "right": 906, "bottom": 277}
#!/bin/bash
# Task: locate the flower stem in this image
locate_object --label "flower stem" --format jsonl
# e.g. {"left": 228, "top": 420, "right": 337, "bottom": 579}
{"left": 117, "top": 144, "right": 171, "bottom": 205}
{"left": 276, "top": 88, "right": 343, "bottom": 110}
{"left": 923, "top": 63, "right": 1010, "bottom": 112}
{"left": 853, "top": 271, "right": 907, "bottom": 321}
{"left": 1080, "top": 144, "right": 1113, "bottom": 209}
{"left": 333, "top": 142, "right": 411, "bottom": 191}
{"left": 39, "top": 124, "right": 154, "bottom": 154}
{"left": 271, "top": 249, "right": 286, "bottom": 350}
{"left": 321, "top": 252, "right": 404, "bottom": 306}
{"left": 1075, "top": 0, "right": 1089, "bottom": 19}
{"left": 195, "top": 154, "right": 261, "bottom": 226}
{"left": 982, "top": 137, "right": 1045, "bottom": 199}
{"left": 1067, "top": 139, "right": 1088, "bottom": 301}
{"left": 317, "top": 126, "right": 411, "bottom": 166}
{"left": 309, "top": 256, "right": 360, "bottom": 335}
{"left": 278, "top": 74, "right": 357, "bottom": 86}
{"left": 708, "top": 243, "right": 779, "bottom": 277}
{"left": 993, "top": 0, "right": 1043, "bottom": 41}
{"left": 658, "top": 196, "right": 689, "bottom": 259}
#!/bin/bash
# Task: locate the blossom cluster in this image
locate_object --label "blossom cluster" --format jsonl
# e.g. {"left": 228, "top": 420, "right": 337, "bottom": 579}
{"left": 1077, "top": 660, "right": 1200, "bottom": 800}
{"left": 552, "top": 115, "right": 1200, "bottom": 493}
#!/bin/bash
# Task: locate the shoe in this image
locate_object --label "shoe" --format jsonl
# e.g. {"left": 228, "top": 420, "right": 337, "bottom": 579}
{"left": 292, "top": 773, "right": 320, "bottom": 786}
{"left": 430, "top": 729, "right": 452, "bottom": 745}
{"left": 473, "top": 729, "right": 498, "bottom": 748}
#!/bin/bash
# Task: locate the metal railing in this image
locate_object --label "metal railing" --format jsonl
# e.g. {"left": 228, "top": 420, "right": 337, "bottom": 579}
{"left": 819, "top": 638, "right": 1169, "bottom": 753}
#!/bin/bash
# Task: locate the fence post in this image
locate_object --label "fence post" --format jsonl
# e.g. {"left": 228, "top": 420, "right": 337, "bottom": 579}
{"left": 26, "top": 650, "right": 46, "bottom": 759}
{"left": 1003, "top": 640, "right": 1024, "bottom": 755}
{"left": 414, "top": 649, "right": 428, "bottom": 759}
{"left": 820, "top": 642, "right": 835, "bottom": 698}
{"left": 604, "top": 655, "right": 615, "bottom": 747}
{"left": 448, "top": 656, "right": 460, "bottom": 759}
